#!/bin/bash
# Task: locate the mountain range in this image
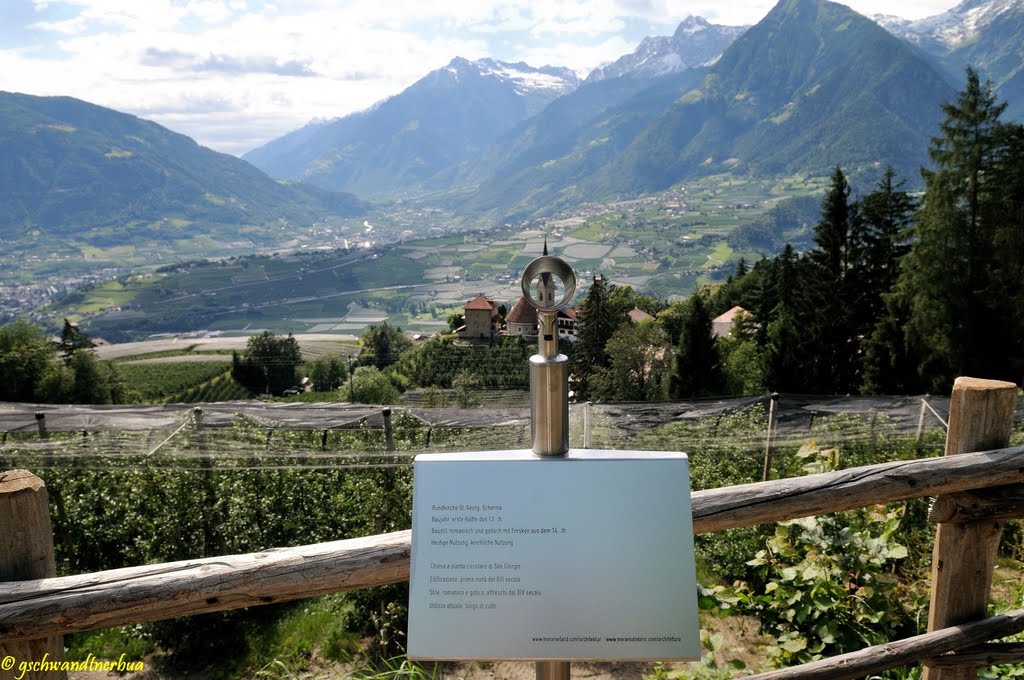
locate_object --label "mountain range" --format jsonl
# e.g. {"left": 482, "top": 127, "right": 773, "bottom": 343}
{"left": 459, "top": 0, "right": 956, "bottom": 219}
{"left": 242, "top": 58, "right": 580, "bottom": 198}
{"left": 874, "top": 0, "right": 1024, "bottom": 118}
{"left": 2, "top": 0, "right": 1023, "bottom": 260}
{"left": 584, "top": 16, "right": 748, "bottom": 83}
{"left": 247, "top": 0, "right": 1019, "bottom": 220}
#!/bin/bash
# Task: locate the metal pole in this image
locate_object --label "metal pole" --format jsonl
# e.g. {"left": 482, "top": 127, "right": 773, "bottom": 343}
{"left": 35, "top": 411, "right": 48, "bottom": 441}
{"left": 762, "top": 392, "right": 779, "bottom": 482}
{"left": 383, "top": 407, "right": 395, "bottom": 452}
{"left": 537, "top": 662, "right": 571, "bottom": 680}
{"left": 530, "top": 310, "right": 569, "bottom": 456}
{"left": 583, "top": 401, "right": 592, "bottom": 449}
{"left": 916, "top": 397, "right": 928, "bottom": 445}
{"left": 923, "top": 399, "right": 949, "bottom": 430}
{"left": 348, "top": 356, "right": 356, "bottom": 402}
{"left": 521, "top": 253, "right": 576, "bottom": 680}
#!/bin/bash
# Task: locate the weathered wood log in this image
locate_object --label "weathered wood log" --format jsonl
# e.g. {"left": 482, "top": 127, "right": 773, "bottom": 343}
{"left": 924, "top": 378, "right": 1018, "bottom": 680}
{"left": 928, "top": 485, "right": 1024, "bottom": 523}
{"left": 4, "top": 444, "right": 1024, "bottom": 642}
{"left": 0, "top": 530, "right": 410, "bottom": 642}
{"left": 925, "top": 642, "right": 1024, "bottom": 668}
{"left": 690, "top": 443, "right": 1024, "bottom": 535}
{"left": 745, "top": 609, "right": 1024, "bottom": 680}
{"left": 0, "top": 470, "right": 65, "bottom": 679}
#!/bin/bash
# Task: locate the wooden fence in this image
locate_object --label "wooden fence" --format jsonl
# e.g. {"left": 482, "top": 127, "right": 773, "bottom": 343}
{"left": 1, "top": 377, "right": 1023, "bottom": 679}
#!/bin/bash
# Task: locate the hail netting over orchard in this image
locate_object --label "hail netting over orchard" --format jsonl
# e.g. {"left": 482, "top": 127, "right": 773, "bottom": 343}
{"left": 0, "top": 394, "right": 1013, "bottom": 472}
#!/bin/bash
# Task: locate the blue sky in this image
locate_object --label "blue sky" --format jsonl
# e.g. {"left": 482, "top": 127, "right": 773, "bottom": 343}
{"left": 0, "top": 0, "right": 961, "bottom": 156}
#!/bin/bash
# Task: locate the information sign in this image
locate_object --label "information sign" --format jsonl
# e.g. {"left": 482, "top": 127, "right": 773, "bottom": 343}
{"left": 407, "top": 449, "right": 700, "bottom": 661}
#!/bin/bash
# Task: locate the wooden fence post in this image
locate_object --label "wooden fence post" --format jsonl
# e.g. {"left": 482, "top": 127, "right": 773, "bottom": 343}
{"left": 922, "top": 377, "right": 1018, "bottom": 680}
{"left": 0, "top": 469, "right": 66, "bottom": 679}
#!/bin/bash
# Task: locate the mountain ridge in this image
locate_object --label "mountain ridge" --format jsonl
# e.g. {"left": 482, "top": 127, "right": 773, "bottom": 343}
{"left": 242, "top": 57, "right": 580, "bottom": 198}
{"left": 454, "top": 0, "right": 956, "bottom": 220}
{"left": 585, "top": 16, "right": 748, "bottom": 82}
{"left": 0, "top": 91, "right": 365, "bottom": 243}
{"left": 873, "top": 0, "right": 1024, "bottom": 116}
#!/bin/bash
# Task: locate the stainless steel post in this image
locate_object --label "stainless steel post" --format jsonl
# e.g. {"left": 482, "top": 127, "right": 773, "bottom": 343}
{"left": 520, "top": 254, "right": 576, "bottom": 680}
{"left": 530, "top": 309, "right": 569, "bottom": 456}
{"left": 521, "top": 255, "right": 575, "bottom": 457}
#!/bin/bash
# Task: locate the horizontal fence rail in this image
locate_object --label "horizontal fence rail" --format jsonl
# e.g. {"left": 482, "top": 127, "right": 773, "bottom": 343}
{"left": 3, "top": 444, "right": 1024, "bottom": 643}
{"left": 693, "top": 443, "right": 1024, "bottom": 534}
{"left": 744, "top": 610, "right": 1024, "bottom": 680}
{"left": 0, "top": 531, "right": 411, "bottom": 642}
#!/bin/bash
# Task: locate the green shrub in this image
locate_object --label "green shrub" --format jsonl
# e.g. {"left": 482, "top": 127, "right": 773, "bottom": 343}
{"left": 726, "top": 507, "right": 922, "bottom": 668}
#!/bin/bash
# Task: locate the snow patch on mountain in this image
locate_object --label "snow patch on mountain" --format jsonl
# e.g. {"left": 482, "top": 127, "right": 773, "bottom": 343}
{"left": 444, "top": 57, "right": 579, "bottom": 96}
{"left": 876, "top": 0, "right": 1022, "bottom": 49}
{"left": 585, "top": 16, "right": 747, "bottom": 83}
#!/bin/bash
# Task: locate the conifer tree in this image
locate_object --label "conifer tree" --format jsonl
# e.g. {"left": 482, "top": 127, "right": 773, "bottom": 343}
{"left": 806, "top": 167, "right": 863, "bottom": 393}
{"left": 669, "top": 292, "right": 723, "bottom": 398}
{"left": 899, "top": 68, "right": 1009, "bottom": 389}
{"left": 859, "top": 167, "right": 914, "bottom": 321}
{"left": 859, "top": 169, "right": 917, "bottom": 393}
{"left": 989, "top": 124, "right": 1024, "bottom": 383}
{"left": 764, "top": 245, "right": 811, "bottom": 392}
{"left": 571, "top": 275, "right": 620, "bottom": 400}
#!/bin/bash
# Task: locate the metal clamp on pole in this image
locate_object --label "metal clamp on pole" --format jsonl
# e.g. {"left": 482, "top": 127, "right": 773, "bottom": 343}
{"left": 520, "top": 253, "right": 576, "bottom": 680}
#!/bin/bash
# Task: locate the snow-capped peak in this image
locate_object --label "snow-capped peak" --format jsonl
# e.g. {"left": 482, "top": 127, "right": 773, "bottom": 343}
{"left": 876, "top": 0, "right": 1022, "bottom": 49}
{"left": 674, "top": 15, "right": 712, "bottom": 36}
{"left": 442, "top": 57, "right": 579, "bottom": 96}
{"left": 586, "top": 16, "right": 747, "bottom": 83}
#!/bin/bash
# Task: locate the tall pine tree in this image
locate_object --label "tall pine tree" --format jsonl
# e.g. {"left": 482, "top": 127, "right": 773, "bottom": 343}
{"left": 571, "top": 275, "right": 619, "bottom": 400}
{"left": 764, "top": 245, "right": 813, "bottom": 393}
{"left": 899, "top": 68, "right": 1009, "bottom": 390}
{"left": 669, "top": 291, "right": 723, "bottom": 398}
{"left": 806, "top": 167, "right": 864, "bottom": 393}
{"left": 859, "top": 168, "right": 917, "bottom": 393}
{"left": 988, "top": 124, "right": 1024, "bottom": 383}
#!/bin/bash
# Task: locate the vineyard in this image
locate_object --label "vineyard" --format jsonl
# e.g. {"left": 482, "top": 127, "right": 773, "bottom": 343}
{"left": 115, "top": 360, "right": 240, "bottom": 401}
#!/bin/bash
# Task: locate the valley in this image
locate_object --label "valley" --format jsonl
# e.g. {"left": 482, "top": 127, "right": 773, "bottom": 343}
{"left": 48, "top": 174, "right": 825, "bottom": 342}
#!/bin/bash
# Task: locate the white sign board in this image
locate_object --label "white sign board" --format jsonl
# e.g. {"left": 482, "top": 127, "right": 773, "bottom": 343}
{"left": 407, "top": 449, "right": 700, "bottom": 661}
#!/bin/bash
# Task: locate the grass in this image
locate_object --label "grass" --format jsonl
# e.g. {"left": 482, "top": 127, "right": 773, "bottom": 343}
{"left": 111, "top": 347, "right": 235, "bottom": 362}
{"left": 76, "top": 280, "right": 138, "bottom": 313}
{"left": 244, "top": 596, "right": 361, "bottom": 676}
{"left": 65, "top": 625, "right": 155, "bottom": 664}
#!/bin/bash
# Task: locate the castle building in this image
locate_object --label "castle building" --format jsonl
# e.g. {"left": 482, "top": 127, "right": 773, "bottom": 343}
{"left": 459, "top": 294, "right": 501, "bottom": 339}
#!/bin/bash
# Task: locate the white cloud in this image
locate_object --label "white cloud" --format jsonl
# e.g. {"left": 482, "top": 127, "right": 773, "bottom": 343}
{"left": 11, "top": 0, "right": 963, "bottom": 155}
{"left": 517, "top": 36, "right": 640, "bottom": 76}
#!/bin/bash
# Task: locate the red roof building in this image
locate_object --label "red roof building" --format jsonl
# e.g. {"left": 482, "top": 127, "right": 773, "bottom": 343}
{"left": 460, "top": 294, "right": 501, "bottom": 339}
